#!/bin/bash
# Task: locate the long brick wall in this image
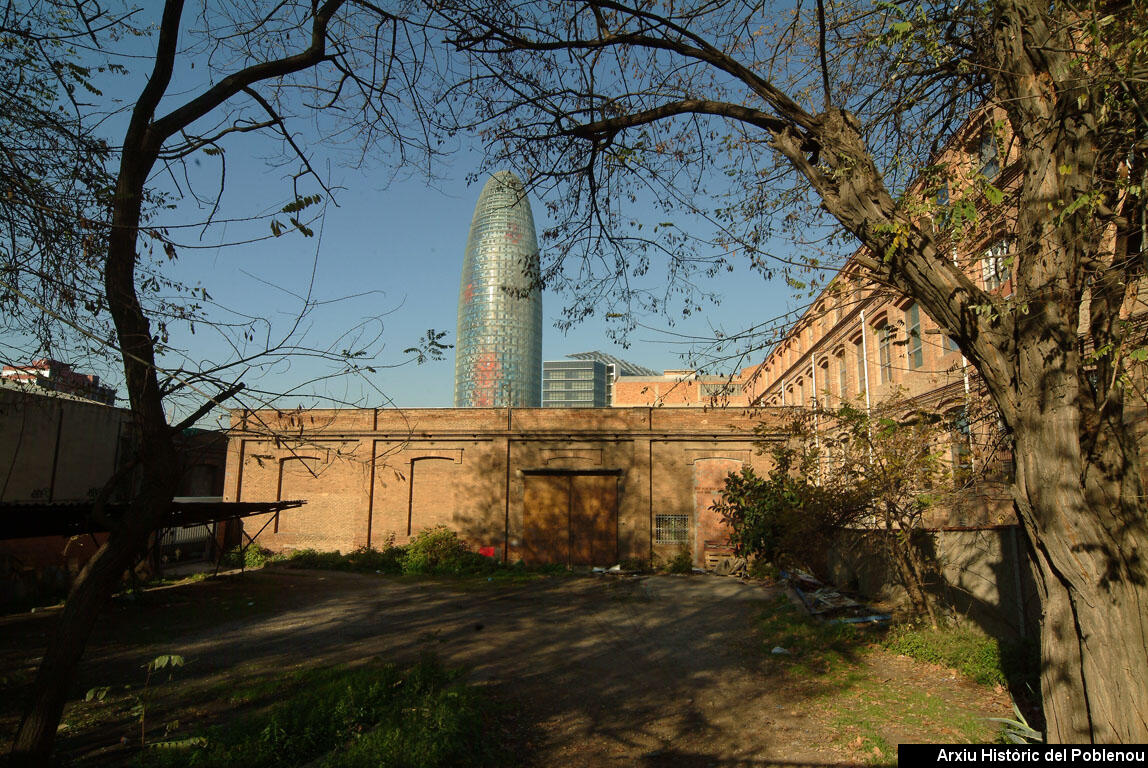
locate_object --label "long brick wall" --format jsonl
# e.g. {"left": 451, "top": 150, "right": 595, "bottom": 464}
{"left": 225, "top": 407, "right": 780, "bottom": 565}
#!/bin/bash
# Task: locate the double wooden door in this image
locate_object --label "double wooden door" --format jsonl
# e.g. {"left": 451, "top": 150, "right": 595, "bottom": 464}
{"left": 522, "top": 473, "right": 618, "bottom": 565}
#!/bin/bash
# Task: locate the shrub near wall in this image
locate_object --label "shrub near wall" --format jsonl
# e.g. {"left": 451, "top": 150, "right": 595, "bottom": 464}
{"left": 401, "top": 527, "right": 497, "bottom": 576}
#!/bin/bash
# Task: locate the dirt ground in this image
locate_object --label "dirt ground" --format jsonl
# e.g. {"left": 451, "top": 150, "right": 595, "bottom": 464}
{"left": 0, "top": 568, "right": 1012, "bottom": 766}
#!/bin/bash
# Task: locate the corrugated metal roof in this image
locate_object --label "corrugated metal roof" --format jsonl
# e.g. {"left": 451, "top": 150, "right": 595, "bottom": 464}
{"left": 0, "top": 499, "right": 304, "bottom": 539}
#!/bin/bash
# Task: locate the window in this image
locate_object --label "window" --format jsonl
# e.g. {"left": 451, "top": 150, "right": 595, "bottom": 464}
{"left": 655, "top": 514, "right": 689, "bottom": 544}
{"left": 878, "top": 325, "right": 895, "bottom": 384}
{"left": 982, "top": 240, "right": 1010, "bottom": 292}
{"left": 701, "top": 381, "right": 732, "bottom": 398}
{"left": 905, "top": 304, "right": 923, "bottom": 369}
{"left": 945, "top": 335, "right": 961, "bottom": 355}
{"left": 855, "top": 340, "right": 866, "bottom": 393}
{"left": 979, "top": 133, "right": 1000, "bottom": 179}
{"left": 934, "top": 182, "right": 951, "bottom": 228}
{"left": 837, "top": 354, "right": 848, "bottom": 399}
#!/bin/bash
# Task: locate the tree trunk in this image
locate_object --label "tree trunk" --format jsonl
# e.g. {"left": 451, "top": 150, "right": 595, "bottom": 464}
{"left": 890, "top": 529, "right": 938, "bottom": 628}
{"left": 8, "top": 467, "right": 176, "bottom": 764}
{"left": 1013, "top": 390, "right": 1148, "bottom": 742}
{"left": 10, "top": 9, "right": 178, "bottom": 753}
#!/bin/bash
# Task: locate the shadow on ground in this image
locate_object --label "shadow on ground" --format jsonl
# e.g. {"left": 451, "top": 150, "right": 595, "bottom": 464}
{"left": 0, "top": 569, "right": 1005, "bottom": 766}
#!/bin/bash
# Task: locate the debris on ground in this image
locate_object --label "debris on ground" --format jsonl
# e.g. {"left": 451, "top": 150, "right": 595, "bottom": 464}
{"left": 782, "top": 570, "right": 891, "bottom": 626}
{"left": 712, "top": 556, "right": 748, "bottom": 577}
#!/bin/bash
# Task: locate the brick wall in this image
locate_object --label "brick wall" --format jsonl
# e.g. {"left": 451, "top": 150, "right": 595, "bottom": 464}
{"left": 226, "top": 407, "right": 774, "bottom": 564}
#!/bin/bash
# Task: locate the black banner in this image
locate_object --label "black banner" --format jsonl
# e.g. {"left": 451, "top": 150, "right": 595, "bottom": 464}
{"left": 899, "top": 744, "right": 1148, "bottom": 767}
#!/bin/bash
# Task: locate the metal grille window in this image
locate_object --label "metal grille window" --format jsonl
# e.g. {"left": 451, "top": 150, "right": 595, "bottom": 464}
{"left": 655, "top": 514, "right": 689, "bottom": 544}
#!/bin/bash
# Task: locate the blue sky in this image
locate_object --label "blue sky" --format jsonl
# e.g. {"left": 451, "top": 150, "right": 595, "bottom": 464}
{"left": 12, "top": 7, "right": 823, "bottom": 420}
{"left": 154, "top": 145, "right": 804, "bottom": 416}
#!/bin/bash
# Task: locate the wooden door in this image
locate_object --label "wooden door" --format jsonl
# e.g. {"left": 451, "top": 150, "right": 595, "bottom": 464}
{"left": 522, "top": 473, "right": 619, "bottom": 565}
{"left": 570, "top": 475, "right": 618, "bottom": 565}
{"left": 523, "top": 474, "right": 570, "bottom": 564}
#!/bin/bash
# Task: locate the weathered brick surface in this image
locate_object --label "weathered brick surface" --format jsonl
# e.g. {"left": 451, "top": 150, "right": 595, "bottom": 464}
{"left": 226, "top": 407, "right": 781, "bottom": 563}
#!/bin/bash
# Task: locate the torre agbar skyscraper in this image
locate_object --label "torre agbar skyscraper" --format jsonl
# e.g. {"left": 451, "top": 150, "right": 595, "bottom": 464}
{"left": 454, "top": 171, "right": 543, "bottom": 407}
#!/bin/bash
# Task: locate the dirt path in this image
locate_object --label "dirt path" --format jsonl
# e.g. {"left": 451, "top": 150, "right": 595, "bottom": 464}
{"left": 0, "top": 569, "right": 1011, "bottom": 766}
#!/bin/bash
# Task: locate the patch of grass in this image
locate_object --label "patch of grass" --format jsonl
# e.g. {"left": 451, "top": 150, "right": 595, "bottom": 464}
{"left": 747, "top": 558, "right": 779, "bottom": 582}
{"left": 283, "top": 546, "right": 407, "bottom": 574}
{"left": 757, "top": 595, "right": 865, "bottom": 676}
{"left": 135, "top": 656, "right": 507, "bottom": 768}
{"left": 754, "top": 598, "right": 1002, "bottom": 761}
{"left": 273, "top": 533, "right": 577, "bottom": 583}
{"left": 882, "top": 624, "right": 1006, "bottom": 687}
{"left": 832, "top": 676, "right": 997, "bottom": 764}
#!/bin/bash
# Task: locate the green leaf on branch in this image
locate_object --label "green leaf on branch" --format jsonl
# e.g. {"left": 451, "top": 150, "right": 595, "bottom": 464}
{"left": 281, "top": 194, "right": 322, "bottom": 214}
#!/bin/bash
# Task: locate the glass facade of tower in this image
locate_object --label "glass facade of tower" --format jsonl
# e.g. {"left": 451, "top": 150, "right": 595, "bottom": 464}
{"left": 454, "top": 172, "right": 543, "bottom": 407}
{"left": 542, "top": 359, "right": 609, "bottom": 407}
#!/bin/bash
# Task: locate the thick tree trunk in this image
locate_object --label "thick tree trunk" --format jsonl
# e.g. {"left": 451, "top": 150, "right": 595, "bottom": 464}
{"left": 1013, "top": 392, "right": 1148, "bottom": 742}
{"left": 10, "top": 11, "right": 178, "bottom": 755}
{"left": 9, "top": 466, "right": 177, "bottom": 764}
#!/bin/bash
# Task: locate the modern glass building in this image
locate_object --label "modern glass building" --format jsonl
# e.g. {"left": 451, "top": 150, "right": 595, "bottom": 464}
{"left": 542, "top": 359, "right": 609, "bottom": 407}
{"left": 543, "top": 351, "right": 658, "bottom": 407}
{"left": 454, "top": 172, "right": 543, "bottom": 407}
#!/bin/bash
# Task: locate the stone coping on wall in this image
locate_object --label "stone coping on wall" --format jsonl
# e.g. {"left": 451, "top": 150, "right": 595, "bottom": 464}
{"left": 228, "top": 406, "right": 781, "bottom": 439}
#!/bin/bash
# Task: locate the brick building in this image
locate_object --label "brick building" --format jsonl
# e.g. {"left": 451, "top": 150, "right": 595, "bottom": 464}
{"left": 224, "top": 406, "right": 780, "bottom": 566}
{"left": 612, "top": 370, "right": 751, "bottom": 408}
{"left": 1, "top": 359, "right": 117, "bottom": 406}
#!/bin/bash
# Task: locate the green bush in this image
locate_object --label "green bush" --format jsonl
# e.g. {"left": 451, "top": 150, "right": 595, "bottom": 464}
{"left": 402, "top": 527, "right": 497, "bottom": 576}
{"left": 220, "top": 546, "right": 272, "bottom": 569}
{"left": 747, "top": 558, "right": 779, "bottom": 581}
{"left": 136, "top": 657, "right": 506, "bottom": 768}
{"left": 712, "top": 456, "right": 868, "bottom": 580}
{"left": 666, "top": 547, "right": 693, "bottom": 574}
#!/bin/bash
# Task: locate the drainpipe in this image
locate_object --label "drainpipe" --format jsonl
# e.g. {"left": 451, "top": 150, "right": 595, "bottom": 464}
{"left": 961, "top": 354, "right": 975, "bottom": 473}
{"left": 810, "top": 353, "right": 818, "bottom": 409}
{"left": 810, "top": 354, "right": 821, "bottom": 482}
{"left": 859, "top": 309, "right": 872, "bottom": 413}
{"left": 859, "top": 308, "right": 874, "bottom": 465}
